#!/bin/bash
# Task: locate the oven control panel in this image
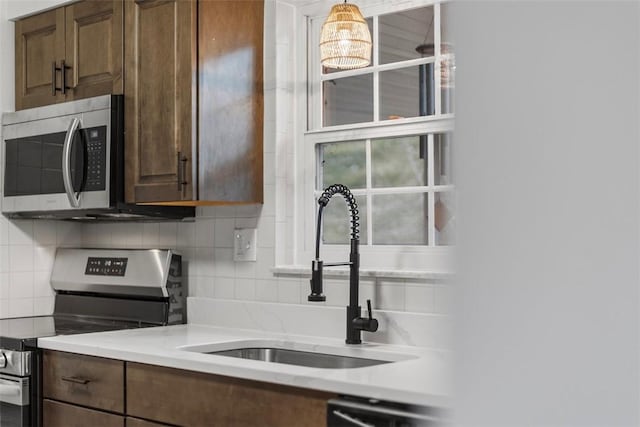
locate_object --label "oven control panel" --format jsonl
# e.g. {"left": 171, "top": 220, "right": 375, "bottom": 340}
{"left": 85, "top": 257, "right": 128, "bottom": 277}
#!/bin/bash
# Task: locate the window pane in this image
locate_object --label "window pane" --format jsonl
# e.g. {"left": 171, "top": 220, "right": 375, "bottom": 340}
{"left": 322, "top": 194, "right": 368, "bottom": 245}
{"left": 319, "top": 141, "right": 366, "bottom": 190}
{"left": 371, "top": 136, "right": 427, "bottom": 188}
{"left": 379, "top": 6, "right": 434, "bottom": 65}
{"left": 323, "top": 74, "right": 373, "bottom": 126}
{"left": 440, "top": 4, "right": 455, "bottom": 114}
{"left": 372, "top": 193, "right": 428, "bottom": 245}
{"left": 434, "top": 133, "right": 453, "bottom": 186}
{"left": 435, "top": 191, "right": 455, "bottom": 245}
{"left": 380, "top": 65, "right": 433, "bottom": 120}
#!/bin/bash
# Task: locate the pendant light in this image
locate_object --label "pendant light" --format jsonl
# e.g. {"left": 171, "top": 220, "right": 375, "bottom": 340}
{"left": 319, "top": 1, "right": 372, "bottom": 70}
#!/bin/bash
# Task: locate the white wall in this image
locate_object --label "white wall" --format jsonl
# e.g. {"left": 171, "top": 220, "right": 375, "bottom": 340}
{"left": 0, "top": 1, "right": 82, "bottom": 319}
{"left": 453, "top": 1, "right": 639, "bottom": 425}
{"left": 78, "top": 1, "right": 450, "bottom": 346}
{"left": 0, "top": 0, "right": 444, "bottom": 351}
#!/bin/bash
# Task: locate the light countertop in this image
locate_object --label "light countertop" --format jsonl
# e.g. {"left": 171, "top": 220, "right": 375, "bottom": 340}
{"left": 38, "top": 324, "right": 450, "bottom": 408}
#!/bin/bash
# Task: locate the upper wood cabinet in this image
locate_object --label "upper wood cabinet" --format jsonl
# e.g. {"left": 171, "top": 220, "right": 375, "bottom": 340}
{"left": 198, "top": 0, "right": 264, "bottom": 203}
{"left": 124, "top": 0, "right": 196, "bottom": 203}
{"left": 124, "top": 0, "right": 264, "bottom": 205}
{"left": 15, "top": 0, "right": 123, "bottom": 110}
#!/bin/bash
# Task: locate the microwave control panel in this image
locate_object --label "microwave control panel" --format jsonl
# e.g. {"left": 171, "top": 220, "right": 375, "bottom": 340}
{"left": 85, "top": 257, "right": 128, "bottom": 277}
{"left": 84, "top": 126, "right": 107, "bottom": 191}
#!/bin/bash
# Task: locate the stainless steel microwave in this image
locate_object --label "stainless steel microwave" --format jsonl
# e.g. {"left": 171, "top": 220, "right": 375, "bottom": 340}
{"left": 1, "top": 95, "right": 193, "bottom": 220}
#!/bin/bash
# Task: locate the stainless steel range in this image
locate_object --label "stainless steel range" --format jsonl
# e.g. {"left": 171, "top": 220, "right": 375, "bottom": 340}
{"left": 0, "top": 248, "right": 185, "bottom": 427}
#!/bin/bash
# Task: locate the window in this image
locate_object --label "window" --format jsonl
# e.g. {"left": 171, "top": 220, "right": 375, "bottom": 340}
{"left": 298, "top": 0, "right": 454, "bottom": 272}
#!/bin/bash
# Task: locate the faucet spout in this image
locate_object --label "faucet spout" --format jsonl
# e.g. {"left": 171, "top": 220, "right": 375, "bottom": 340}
{"left": 308, "top": 184, "right": 379, "bottom": 344}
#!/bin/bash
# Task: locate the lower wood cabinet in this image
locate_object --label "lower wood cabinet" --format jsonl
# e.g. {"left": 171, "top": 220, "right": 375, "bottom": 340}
{"left": 43, "top": 350, "right": 334, "bottom": 427}
{"left": 43, "top": 399, "right": 124, "bottom": 427}
{"left": 125, "top": 417, "right": 171, "bottom": 427}
{"left": 127, "top": 362, "right": 333, "bottom": 427}
{"left": 43, "top": 350, "right": 124, "bottom": 413}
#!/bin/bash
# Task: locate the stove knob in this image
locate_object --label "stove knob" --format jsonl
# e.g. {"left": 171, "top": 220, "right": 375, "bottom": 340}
{"left": 0, "top": 352, "right": 7, "bottom": 368}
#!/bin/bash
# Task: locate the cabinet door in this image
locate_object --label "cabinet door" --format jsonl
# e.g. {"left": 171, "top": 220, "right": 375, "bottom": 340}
{"left": 124, "top": 0, "right": 195, "bottom": 203}
{"left": 64, "top": 0, "right": 123, "bottom": 100}
{"left": 44, "top": 400, "right": 124, "bottom": 427}
{"left": 15, "top": 8, "right": 66, "bottom": 110}
{"left": 43, "top": 350, "right": 125, "bottom": 413}
{"left": 198, "top": 0, "right": 264, "bottom": 203}
{"left": 127, "top": 362, "right": 333, "bottom": 427}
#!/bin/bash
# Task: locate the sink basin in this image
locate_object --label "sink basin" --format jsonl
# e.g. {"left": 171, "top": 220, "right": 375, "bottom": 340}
{"left": 180, "top": 339, "right": 415, "bottom": 369}
{"left": 209, "top": 347, "right": 390, "bottom": 369}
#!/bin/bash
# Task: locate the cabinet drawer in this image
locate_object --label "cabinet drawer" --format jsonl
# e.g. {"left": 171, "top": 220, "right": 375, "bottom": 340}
{"left": 43, "top": 399, "right": 124, "bottom": 427}
{"left": 43, "top": 350, "right": 124, "bottom": 413}
{"left": 127, "top": 362, "right": 333, "bottom": 427}
{"left": 126, "top": 417, "right": 172, "bottom": 427}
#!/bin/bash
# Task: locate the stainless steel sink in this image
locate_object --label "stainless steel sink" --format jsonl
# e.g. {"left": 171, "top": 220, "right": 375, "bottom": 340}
{"left": 208, "top": 347, "right": 391, "bottom": 369}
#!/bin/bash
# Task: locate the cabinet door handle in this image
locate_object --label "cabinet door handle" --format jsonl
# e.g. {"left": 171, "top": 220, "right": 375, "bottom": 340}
{"left": 61, "top": 60, "right": 71, "bottom": 95}
{"left": 177, "top": 151, "right": 188, "bottom": 193}
{"left": 61, "top": 376, "right": 91, "bottom": 385}
{"left": 52, "top": 61, "right": 60, "bottom": 95}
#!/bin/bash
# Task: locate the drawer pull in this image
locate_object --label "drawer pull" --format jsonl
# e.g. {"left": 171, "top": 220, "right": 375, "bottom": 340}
{"left": 61, "top": 376, "right": 91, "bottom": 385}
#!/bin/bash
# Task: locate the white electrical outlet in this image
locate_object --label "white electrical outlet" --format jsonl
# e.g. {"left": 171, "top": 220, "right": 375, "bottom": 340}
{"left": 233, "top": 228, "right": 257, "bottom": 262}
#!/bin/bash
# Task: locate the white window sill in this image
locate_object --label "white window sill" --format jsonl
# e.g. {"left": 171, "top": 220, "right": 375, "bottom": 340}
{"left": 271, "top": 265, "right": 454, "bottom": 281}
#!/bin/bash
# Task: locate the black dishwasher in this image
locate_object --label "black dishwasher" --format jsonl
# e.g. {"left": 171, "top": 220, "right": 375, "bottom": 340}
{"left": 327, "top": 396, "right": 445, "bottom": 426}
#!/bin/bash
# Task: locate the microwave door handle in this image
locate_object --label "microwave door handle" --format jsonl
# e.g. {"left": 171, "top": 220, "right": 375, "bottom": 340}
{"left": 62, "top": 117, "right": 81, "bottom": 208}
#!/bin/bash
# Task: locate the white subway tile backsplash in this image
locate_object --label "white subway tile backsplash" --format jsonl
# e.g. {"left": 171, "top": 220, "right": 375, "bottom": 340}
{"left": 277, "top": 277, "right": 300, "bottom": 304}
{"left": 56, "top": 222, "right": 81, "bottom": 247}
{"left": 255, "top": 279, "right": 278, "bottom": 302}
{"left": 33, "top": 271, "right": 53, "bottom": 297}
{"left": 213, "top": 248, "right": 235, "bottom": 277}
{"left": 0, "top": 298, "right": 7, "bottom": 316}
{"left": 195, "top": 218, "right": 215, "bottom": 248}
{"left": 177, "top": 222, "right": 196, "bottom": 248}
{"left": 324, "top": 279, "right": 349, "bottom": 307}
{"left": 141, "top": 223, "right": 160, "bottom": 247}
{"left": 235, "top": 205, "right": 261, "bottom": 218}
{"left": 212, "top": 277, "right": 235, "bottom": 299}
{"left": 234, "top": 258, "right": 256, "bottom": 279}
{"left": 377, "top": 281, "right": 406, "bottom": 311}
{"left": 158, "top": 223, "right": 178, "bottom": 248}
{"left": 8, "top": 298, "right": 33, "bottom": 318}
{"left": 9, "top": 220, "right": 33, "bottom": 245}
{"left": 33, "top": 296, "right": 54, "bottom": 315}
{"left": 33, "top": 245, "right": 55, "bottom": 272}
{"left": 255, "top": 247, "right": 274, "bottom": 279}
{"left": 235, "top": 278, "right": 256, "bottom": 300}
{"left": 0, "top": 246, "right": 8, "bottom": 273}
{"left": 213, "top": 218, "right": 234, "bottom": 248}
{"left": 405, "top": 285, "right": 435, "bottom": 314}
{"left": 235, "top": 217, "right": 258, "bottom": 229}
{"left": 10, "top": 245, "right": 34, "bottom": 272}
{"left": 9, "top": 272, "right": 33, "bottom": 299}
{"left": 262, "top": 184, "right": 276, "bottom": 217}
{"left": 33, "top": 221, "right": 57, "bottom": 246}
{"left": 0, "top": 217, "right": 9, "bottom": 245}
{"left": 0, "top": 273, "right": 9, "bottom": 299}
{"left": 257, "top": 216, "right": 275, "bottom": 249}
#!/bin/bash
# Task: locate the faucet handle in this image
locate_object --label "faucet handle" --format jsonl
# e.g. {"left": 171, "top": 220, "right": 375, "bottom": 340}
{"left": 366, "top": 299, "right": 373, "bottom": 320}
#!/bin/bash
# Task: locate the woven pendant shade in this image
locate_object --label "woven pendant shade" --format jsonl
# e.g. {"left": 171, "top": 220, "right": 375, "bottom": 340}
{"left": 320, "top": 2, "right": 372, "bottom": 70}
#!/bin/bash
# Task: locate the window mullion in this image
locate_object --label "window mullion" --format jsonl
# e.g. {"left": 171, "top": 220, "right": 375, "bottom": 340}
{"left": 434, "top": 2, "right": 442, "bottom": 116}
{"left": 427, "top": 133, "right": 436, "bottom": 246}
{"left": 365, "top": 138, "right": 373, "bottom": 246}
{"left": 372, "top": 15, "right": 380, "bottom": 124}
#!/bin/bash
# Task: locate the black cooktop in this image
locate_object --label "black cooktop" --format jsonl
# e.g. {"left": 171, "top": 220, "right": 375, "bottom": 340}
{"left": 0, "top": 315, "right": 156, "bottom": 351}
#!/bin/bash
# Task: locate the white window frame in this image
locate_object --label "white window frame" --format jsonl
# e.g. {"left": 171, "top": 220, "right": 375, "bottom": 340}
{"left": 293, "top": 0, "right": 454, "bottom": 274}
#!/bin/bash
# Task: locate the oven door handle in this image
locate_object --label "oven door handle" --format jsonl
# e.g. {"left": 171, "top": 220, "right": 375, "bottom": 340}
{"left": 0, "top": 380, "right": 20, "bottom": 396}
{"left": 62, "top": 117, "right": 82, "bottom": 208}
{"left": 0, "top": 377, "right": 28, "bottom": 406}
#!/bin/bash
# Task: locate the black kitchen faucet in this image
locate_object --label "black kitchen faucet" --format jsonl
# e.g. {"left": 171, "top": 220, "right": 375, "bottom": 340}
{"left": 308, "top": 184, "right": 379, "bottom": 344}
